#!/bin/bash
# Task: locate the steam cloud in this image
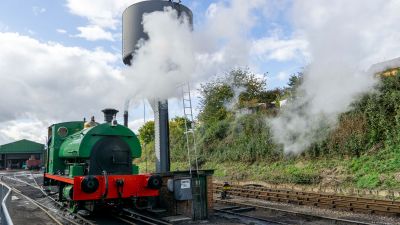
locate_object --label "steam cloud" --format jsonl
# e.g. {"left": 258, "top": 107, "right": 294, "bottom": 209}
{"left": 122, "top": 0, "right": 268, "bottom": 102}
{"left": 270, "top": 0, "right": 400, "bottom": 154}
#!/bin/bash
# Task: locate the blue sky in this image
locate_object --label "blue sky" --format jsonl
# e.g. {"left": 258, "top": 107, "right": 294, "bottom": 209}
{"left": 0, "top": 0, "right": 310, "bottom": 144}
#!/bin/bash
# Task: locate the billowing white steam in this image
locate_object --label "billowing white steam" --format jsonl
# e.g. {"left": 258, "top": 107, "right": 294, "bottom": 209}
{"left": 122, "top": 7, "right": 195, "bottom": 100}
{"left": 122, "top": 0, "right": 268, "bottom": 101}
{"left": 270, "top": 0, "right": 400, "bottom": 154}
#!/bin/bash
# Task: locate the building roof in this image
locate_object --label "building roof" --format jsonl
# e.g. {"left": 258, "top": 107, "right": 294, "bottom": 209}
{"left": 369, "top": 57, "right": 400, "bottom": 74}
{"left": 0, "top": 139, "right": 44, "bottom": 154}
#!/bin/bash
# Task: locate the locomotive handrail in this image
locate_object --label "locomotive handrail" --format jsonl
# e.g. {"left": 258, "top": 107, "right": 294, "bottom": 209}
{"left": 0, "top": 180, "right": 14, "bottom": 225}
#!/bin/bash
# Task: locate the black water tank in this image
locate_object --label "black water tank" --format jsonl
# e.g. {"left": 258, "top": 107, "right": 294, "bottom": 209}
{"left": 122, "top": 0, "right": 193, "bottom": 65}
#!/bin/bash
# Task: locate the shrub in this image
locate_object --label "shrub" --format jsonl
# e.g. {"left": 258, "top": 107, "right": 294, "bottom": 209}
{"left": 356, "top": 173, "right": 380, "bottom": 189}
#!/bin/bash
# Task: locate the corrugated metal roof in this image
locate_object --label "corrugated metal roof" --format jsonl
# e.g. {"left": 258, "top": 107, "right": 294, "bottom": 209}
{"left": 0, "top": 139, "right": 44, "bottom": 154}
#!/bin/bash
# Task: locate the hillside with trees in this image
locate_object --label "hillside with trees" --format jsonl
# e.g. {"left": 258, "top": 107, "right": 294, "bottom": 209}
{"left": 138, "top": 68, "right": 400, "bottom": 191}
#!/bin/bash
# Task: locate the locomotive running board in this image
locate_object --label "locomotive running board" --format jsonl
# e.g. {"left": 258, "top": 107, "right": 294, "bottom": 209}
{"left": 44, "top": 173, "right": 74, "bottom": 184}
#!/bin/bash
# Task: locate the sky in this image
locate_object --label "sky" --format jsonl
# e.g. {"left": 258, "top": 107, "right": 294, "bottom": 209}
{"left": 0, "top": 0, "right": 310, "bottom": 144}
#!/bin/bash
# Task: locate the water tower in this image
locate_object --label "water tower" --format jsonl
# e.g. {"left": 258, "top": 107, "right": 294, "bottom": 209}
{"left": 122, "top": 2, "right": 214, "bottom": 220}
{"left": 122, "top": 0, "right": 193, "bottom": 174}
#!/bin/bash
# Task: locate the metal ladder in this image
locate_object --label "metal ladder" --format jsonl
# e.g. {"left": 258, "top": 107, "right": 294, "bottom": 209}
{"left": 181, "top": 83, "right": 207, "bottom": 220}
{"left": 181, "top": 82, "right": 199, "bottom": 174}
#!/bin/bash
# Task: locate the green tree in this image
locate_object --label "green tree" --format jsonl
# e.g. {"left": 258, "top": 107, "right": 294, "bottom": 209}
{"left": 259, "top": 88, "right": 284, "bottom": 105}
{"left": 198, "top": 81, "right": 233, "bottom": 124}
{"left": 198, "top": 68, "right": 269, "bottom": 125}
{"left": 138, "top": 121, "right": 155, "bottom": 144}
{"left": 231, "top": 69, "right": 267, "bottom": 107}
{"left": 287, "top": 72, "right": 303, "bottom": 89}
{"left": 169, "top": 117, "right": 191, "bottom": 161}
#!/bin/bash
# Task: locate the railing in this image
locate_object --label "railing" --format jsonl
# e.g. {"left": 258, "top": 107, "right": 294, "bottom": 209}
{"left": 0, "top": 180, "right": 13, "bottom": 225}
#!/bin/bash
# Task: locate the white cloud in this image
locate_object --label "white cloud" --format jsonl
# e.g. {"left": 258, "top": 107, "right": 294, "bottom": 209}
{"left": 65, "top": 0, "right": 141, "bottom": 41}
{"left": 56, "top": 29, "right": 67, "bottom": 34}
{"left": 32, "top": 6, "right": 46, "bottom": 16}
{"left": 75, "top": 25, "right": 115, "bottom": 41}
{"left": 0, "top": 32, "right": 125, "bottom": 133}
{"left": 128, "top": 118, "right": 151, "bottom": 133}
{"left": 26, "top": 29, "right": 35, "bottom": 35}
{"left": 0, "top": 118, "right": 49, "bottom": 144}
{"left": 205, "top": 3, "right": 218, "bottom": 18}
{"left": 252, "top": 36, "right": 309, "bottom": 62}
{"left": 276, "top": 71, "right": 289, "bottom": 81}
{"left": 65, "top": 0, "right": 141, "bottom": 29}
{"left": 0, "top": 21, "right": 8, "bottom": 32}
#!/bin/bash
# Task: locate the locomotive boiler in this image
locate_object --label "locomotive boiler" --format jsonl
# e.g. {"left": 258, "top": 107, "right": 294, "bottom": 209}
{"left": 43, "top": 109, "right": 162, "bottom": 213}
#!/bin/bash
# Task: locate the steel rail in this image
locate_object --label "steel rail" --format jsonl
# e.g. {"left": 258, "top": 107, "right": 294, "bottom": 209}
{"left": 121, "top": 208, "right": 172, "bottom": 225}
{"left": 216, "top": 199, "right": 378, "bottom": 225}
{"left": 215, "top": 207, "right": 289, "bottom": 225}
{"left": 3, "top": 174, "right": 95, "bottom": 225}
{"left": 112, "top": 215, "right": 138, "bottom": 224}
{"left": 0, "top": 181, "right": 13, "bottom": 225}
{"left": 214, "top": 184, "right": 400, "bottom": 216}
{"left": 215, "top": 183, "right": 400, "bottom": 206}
{"left": 11, "top": 188, "right": 64, "bottom": 225}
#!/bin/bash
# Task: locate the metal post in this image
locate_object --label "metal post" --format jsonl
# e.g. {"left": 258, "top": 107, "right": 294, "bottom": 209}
{"left": 151, "top": 100, "right": 170, "bottom": 173}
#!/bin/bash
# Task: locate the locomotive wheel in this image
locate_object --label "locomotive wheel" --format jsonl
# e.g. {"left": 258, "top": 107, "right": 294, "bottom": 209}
{"left": 81, "top": 176, "right": 99, "bottom": 193}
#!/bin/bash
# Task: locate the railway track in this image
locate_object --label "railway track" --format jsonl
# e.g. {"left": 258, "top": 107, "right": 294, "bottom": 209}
{"left": 2, "top": 171, "right": 171, "bottom": 225}
{"left": 215, "top": 198, "right": 377, "bottom": 225}
{"left": 2, "top": 172, "right": 95, "bottom": 225}
{"left": 114, "top": 208, "right": 172, "bottom": 225}
{"left": 11, "top": 187, "right": 82, "bottom": 225}
{"left": 214, "top": 183, "right": 400, "bottom": 217}
{"left": 215, "top": 205, "right": 289, "bottom": 225}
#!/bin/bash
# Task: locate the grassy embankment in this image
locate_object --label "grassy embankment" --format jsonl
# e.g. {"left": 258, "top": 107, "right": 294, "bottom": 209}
{"left": 137, "top": 69, "right": 400, "bottom": 191}
{"left": 138, "top": 144, "right": 400, "bottom": 190}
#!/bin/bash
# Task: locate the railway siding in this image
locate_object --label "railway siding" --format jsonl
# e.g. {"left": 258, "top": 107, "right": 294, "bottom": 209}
{"left": 214, "top": 199, "right": 380, "bottom": 225}
{"left": 214, "top": 183, "right": 400, "bottom": 217}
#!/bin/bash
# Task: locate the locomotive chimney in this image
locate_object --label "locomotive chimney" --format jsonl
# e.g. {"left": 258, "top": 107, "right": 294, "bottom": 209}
{"left": 102, "top": 108, "right": 119, "bottom": 123}
{"left": 123, "top": 110, "right": 128, "bottom": 127}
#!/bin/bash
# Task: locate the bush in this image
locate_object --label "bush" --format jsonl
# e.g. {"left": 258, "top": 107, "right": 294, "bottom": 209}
{"left": 356, "top": 173, "right": 380, "bottom": 189}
